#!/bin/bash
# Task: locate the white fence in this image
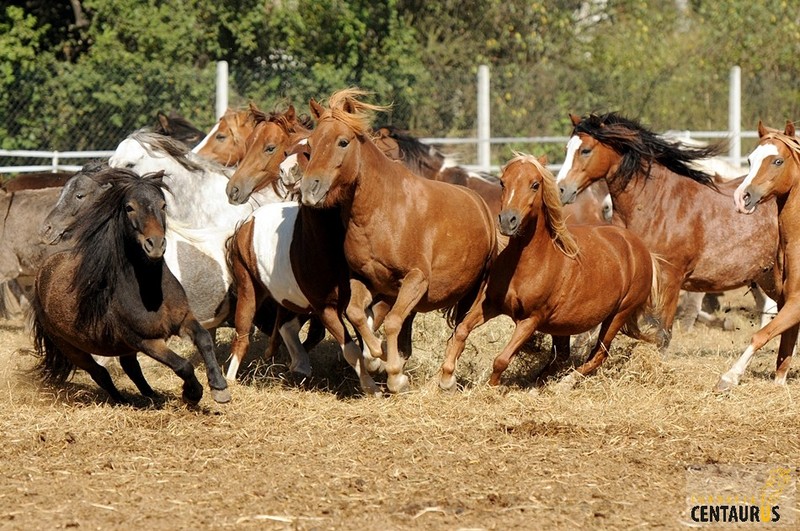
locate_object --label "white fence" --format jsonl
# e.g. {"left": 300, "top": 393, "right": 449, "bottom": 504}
{"left": 1, "top": 64, "right": 751, "bottom": 175}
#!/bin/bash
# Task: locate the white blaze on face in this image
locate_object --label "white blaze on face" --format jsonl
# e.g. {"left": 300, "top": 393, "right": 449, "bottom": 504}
{"left": 734, "top": 143, "right": 779, "bottom": 213}
{"left": 556, "top": 135, "right": 582, "bottom": 183}
{"left": 192, "top": 122, "right": 219, "bottom": 153}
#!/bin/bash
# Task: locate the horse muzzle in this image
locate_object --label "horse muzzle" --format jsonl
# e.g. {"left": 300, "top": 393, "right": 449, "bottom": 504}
{"left": 299, "top": 178, "right": 329, "bottom": 208}
{"left": 559, "top": 182, "right": 578, "bottom": 205}
{"left": 39, "top": 223, "right": 65, "bottom": 245}
{"left": 498, "top": 209, "right": 521, "bottom": 237}
{"left": 141, "top": 235, "right": 167, "bottom": 260}
{"left": 226, "top": 181, "right": 253, "bottom": 206}
{"left": 733, "top": 185, "right": 761, "bottom": 214}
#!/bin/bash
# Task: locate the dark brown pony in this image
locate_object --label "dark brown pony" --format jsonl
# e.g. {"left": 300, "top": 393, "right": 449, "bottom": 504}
{"left": 557, "top": 112, "right": 778, "bottom": 347}
{"left": 718, "top": 121, "right": 800, "bottom": 389}
{"left": 372, "top": 124, "right": 613, "bottom": 224}
{"left": 440, "top": 154, "right": 662, "bottom": 388}
{"left": 31, "top": 168, "right": 230, "bottom": 404}
{"left": 300, "top": 89, "right": 497, "bottom": 393}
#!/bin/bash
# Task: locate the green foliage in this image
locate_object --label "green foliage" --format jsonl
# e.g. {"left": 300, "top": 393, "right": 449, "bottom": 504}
{"left": 1, "top": 0, "right": 799, "bottom": 164}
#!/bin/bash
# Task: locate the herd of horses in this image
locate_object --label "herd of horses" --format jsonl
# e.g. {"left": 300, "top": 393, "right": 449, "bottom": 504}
{"left": 4, "top": 88, "right": 800, "bottom": 404}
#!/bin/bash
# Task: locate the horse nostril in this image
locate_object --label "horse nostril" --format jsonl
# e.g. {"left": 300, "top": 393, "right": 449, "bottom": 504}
{"left": 743, "top": 192, "right": 751, "bottom": 205}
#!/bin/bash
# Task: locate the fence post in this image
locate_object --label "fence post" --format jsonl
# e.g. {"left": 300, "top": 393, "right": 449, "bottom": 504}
{"left": 729, "top": 66, "right": 741, "bottom": 167}
{"left": 477, "top": 65, "right": 491, "bottom": 171}
{"left": 52, "top": 151, "right": 59, "bottom": 172}
{"left": 216, "top": 61, "right": 229, "bottom": 120}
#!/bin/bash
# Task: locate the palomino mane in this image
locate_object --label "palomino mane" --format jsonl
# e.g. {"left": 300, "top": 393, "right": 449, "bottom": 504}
{"left": 129, "top": 130, "right": 230, "bottom": 176}
{"left": 506, "top": 153, "right": 579, "bottom": 258}
{"left": 574, "top": 112, "right": 722, "bottom": 189}
{"left": 321, "top": 88, "right": 390, "bottom": 136}
{"left": 69, "top": 169, "right": 168, "bottom": 335}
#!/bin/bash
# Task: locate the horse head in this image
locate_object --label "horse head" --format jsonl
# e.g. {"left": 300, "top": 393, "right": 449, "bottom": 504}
{"left": 193, "top": 106, "right": 257, "bottom": 165}
{"left": 123, "top": 172, "right": 168, "bottom": 260}
{"left": 40, "top": 161, "right": 110, "bottom": 245}
{"left": 556, "top": 114, "right": 619, "bottom": 205}
{"left": 734, "top": 120, "right": 800, "bottom": 214}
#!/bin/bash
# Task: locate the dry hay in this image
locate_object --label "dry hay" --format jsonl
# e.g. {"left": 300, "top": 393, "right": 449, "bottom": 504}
{"left": 1, "top": 287, "right": 799, "bottom": 530}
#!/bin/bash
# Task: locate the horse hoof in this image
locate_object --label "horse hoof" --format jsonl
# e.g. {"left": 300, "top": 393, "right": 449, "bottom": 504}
{"left": 714, "top": 374, "right": 738, "bottom": 393}
{"left": 211, "top": 388, "right": 231, "bottom": 404}
{"left": 722, "top": 318, "right": 735, "bottom": 332}
{"left": 439, "top": 374, "right": 457, "bottom": 392}
{"left": 387, "top": 373, "right": 410, "bottom": 394}
{"left": 365, "top": 357, "right": 385, "bottom": 374}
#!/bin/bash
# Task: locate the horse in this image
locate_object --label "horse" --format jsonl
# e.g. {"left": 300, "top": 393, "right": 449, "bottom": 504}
{"left": 192, "top": 105, "right": 261, "bottom": 166}
{"left": 372, "top": 124, "right": 613, "bottom": 224}
{"left": 439, "top": 154, "right": 662, "bottom": 389}
{"left": 31, "top": 169, "right": 230, "bottom": 404}
{"left": 717, "top": 121, "right": 800, "bottom": 390}
{"left": 300, "top": 89, "right": 497, "bottom": 393}
{"left": 153, "top": 111, "right": 206, "bottom": 148}
{"left": 556, "top": 112, "right": 779, "bottom": 347}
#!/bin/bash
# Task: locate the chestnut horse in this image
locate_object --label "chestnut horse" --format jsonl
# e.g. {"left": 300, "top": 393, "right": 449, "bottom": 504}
{"left": 300, "top": 89, "right": 497, "bottom": 393}
{"left": 557, "top": 112, "right": 778, "bottom": 347}
{"left": 193, "top": 106, "right": 260, "bottom": 165}
{"left": 718, "top": 121, "right": 800, "bottom": 389}
{"left": 372, "top": 124, "right": 613, "bottom": 224}
{"left": 31, "top": 169, "right": 230, "bottom": 404}
{"left": 439, "top": 154, "right": 661, "bottom": 389}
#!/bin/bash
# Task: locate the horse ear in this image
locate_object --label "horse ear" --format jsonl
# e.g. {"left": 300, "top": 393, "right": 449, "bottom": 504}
{"left": 757, "top": 120, "right": 768, "bottom": 138}
{"left": 785, "top": 120, "right": 796, "bottom": 138}
{"left": 343, "top": 97, "right": 356, "bottom": 115}
{"left": 569, "top": 113, "right": 581, "bottom": 126}
{"left": 147, "top": 170, "right": 167, "bottom": 184}
{"left": 286, "top": 105, "right": 296, "bottom": 122}
{"left": 537, "top": 154, "right": 549, "bottom": 166}
{"left": 100, "top": 182, "right": 113, "bottom": 192}
{"left": 157, "top": 112, "right": 170, "bottom": 132}
{"left": 309, "top": 98, "right": 325, "bottom": 121}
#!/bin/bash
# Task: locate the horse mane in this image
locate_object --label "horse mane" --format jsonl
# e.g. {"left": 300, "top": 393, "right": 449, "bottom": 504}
{"left": 68, "top": 169, "right": 168, "bottom": 335}
{"left": 373, "top": 124, "right": 445, "bottom": 177}
{"left": 507, "top": 153, "right": 579, "bottom": 258}
{"left": 129, "top": 130, "right": 231, "bottom": 176}
{"left": 573, "top": 112, "right": 722, "bottom": 189}
{"left": 322, "top": 88, "right": 391, "bottom": 136}
{"left": 762, "top": 130, "right": 800, "bottom": 161}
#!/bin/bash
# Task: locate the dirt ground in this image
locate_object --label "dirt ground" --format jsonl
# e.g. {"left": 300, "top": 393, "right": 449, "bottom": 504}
{"left": 1, "top": 287, "right": 799, "bottom": 530}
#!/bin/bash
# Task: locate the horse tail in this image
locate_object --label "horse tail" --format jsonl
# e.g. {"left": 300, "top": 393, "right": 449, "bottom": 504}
{"left": 224, "top": 220, "right": 249, "bottom": 300}
{"left": 623, "top": 252, "right": 669, "bottom": 345}
{"left": 30, "top": 288, "right": 75, "bottom": 385}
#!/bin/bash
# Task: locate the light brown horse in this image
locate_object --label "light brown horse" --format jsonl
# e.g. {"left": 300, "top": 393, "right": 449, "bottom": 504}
{"left": 193, "top": 106, "right": 258, "bottom": 166}
{"left": 300, "top": 89, "right": 497, "bottom": 393}
{"left": 439, "top": 154, "right": 662, "bottom": 389}
{"left": 372, "top": 124, "right": 613, "bottom": 224}
{"left": 718, "top": 121, "right": 800, "bottom": 390}
{"left": 557, "top": 112, "right": 778, "bottom": 348}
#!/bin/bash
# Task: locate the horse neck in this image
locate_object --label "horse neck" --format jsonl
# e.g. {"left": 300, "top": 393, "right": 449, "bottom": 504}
{"left": 122, "top": 239, "right": 166, "bottom": 310}
{"left": 775, "top": 171, "right": 800, "bottom": 244}
{"left": 343, "top": 140, "right": 408, "bottom": 224}
{"left": 604, "top": 163, "right": 678, "bottom": 227}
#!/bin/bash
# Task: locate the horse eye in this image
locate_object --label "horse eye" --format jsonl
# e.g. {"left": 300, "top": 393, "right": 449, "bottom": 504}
{"left": 338, "top": 139, "right": 349, "bottom": 148}
{"left": 774, "top": 159, "right": 784, "bottom": 166}
{"left": 125, "top": 204, "right": 135, "bottom": 213}
{"left": 499, "top": 181, "right": 505, "bottom": 189}
{"left": 76, "top": 193, "right": 85, "bottom": 200}
{"left": 125, "top": 163, "right": 136, "bottom": 169}
{"left": 580, "top": 148, "right": 592, "bottom": 156}
{"left": 215, "top": 134, "right": 227, "bottom": 141}
{"left": 531, "top": 181, "right": 540, "bottom": 191}
{"left": 265, "top": 145, "right": 276, "bottom": 154}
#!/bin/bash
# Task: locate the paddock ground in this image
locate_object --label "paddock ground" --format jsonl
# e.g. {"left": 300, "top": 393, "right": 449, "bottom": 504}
{"left": 1, "top": 287, "right": 799, "bottom": 530}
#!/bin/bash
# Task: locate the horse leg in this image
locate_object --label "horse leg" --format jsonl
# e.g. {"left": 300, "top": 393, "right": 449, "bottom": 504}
{"left": 440, "top": 289, "right": 495, "bottom": 390}
{"left": 345, "top": 279, "right": 384, "bottom": 360}
{"left": 536, "top": 335, "right": 571, "bottom": 381}
{"left": 750, "top": 283, "right": 778, "bottom": 328}
{"left": 382, "top": 270, "right": 428, "bottom": 393}
{"left": 138, "top": 338, "right": 204, "bottom": 405}
{"left": 301, "top": 314, "right": 327, "bottom": 353}
{"left": 676, "top": 291, "right": 703, "bottom": 331}
{"left": 774, "top": 324, "right": 799, "bottom": 385}
{"left": 226, "top": 265, "right": 260, "bottom": 380}
{"left": 319, "top": 305, "right": 381, "bottom": 397}
{"left": 57, "top": 343, "right": 127, "bottom": 403}
{"left": 716, "top": 298, "right": 800, "bottom": 391}
{"left": 277, "top": 313, "right": 312, "bottom": 378}
{"left": 488, "top": 316, "right": 539, "bottom": 386}
{"left": 119, "top": 354, "right": 155, "bottom": 397}
{"left": 182, "top": 318, "right": 230, "bottom": 403}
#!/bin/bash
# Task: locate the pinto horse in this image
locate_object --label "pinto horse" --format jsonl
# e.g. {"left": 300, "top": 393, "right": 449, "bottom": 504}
{"left": 718, "top": 121, "right": 800, "bottom": 389}
{"left": 439, "top": 154, "right": 661, "bottom": 388}
{"left": 300, "top": 89, "right": 497, "bottom": 393}
{"left": 556, "top": 112, "right": 779, "bottom": 347}
{"left": 31, "top": 169, "right": 230, "bottom": 404}
{"left": 373, "top": 124, "right": 613, "bottom": 224}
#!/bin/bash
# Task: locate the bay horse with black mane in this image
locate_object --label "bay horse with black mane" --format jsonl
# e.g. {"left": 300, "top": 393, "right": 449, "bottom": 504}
{"left": 31, "top": 168, "right": 230, "bottom": 404}
{"left": 300, "top": 89, "right": 497, "bottom": 393}
{"left": 717, "top": 120, "right": 800, "bottom": 390}
{"left": 440, "top": 154, "right": 662, "bottom": 389}
{"left": 557, "top": 112, "right": 778, "bottom": 348}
